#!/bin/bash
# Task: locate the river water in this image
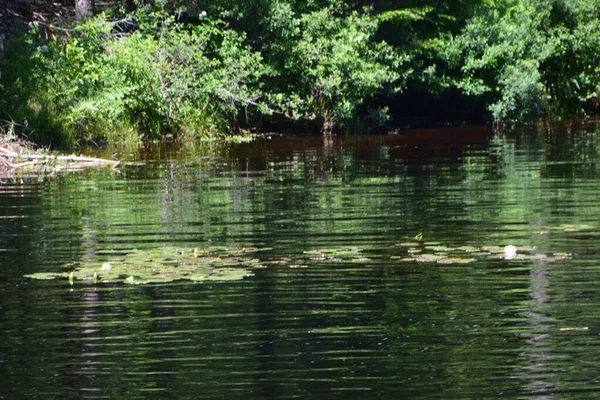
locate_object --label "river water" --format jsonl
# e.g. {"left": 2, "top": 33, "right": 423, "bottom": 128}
{"left": 2, "top": 122, "right": 600, "bottom": 398}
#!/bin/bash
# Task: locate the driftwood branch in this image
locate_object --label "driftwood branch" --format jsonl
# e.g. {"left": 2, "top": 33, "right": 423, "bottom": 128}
{"left": 0, "top": 142, "right": 120, "bottom": 176}
{"left": 0, "top": 146, "right": 19, "bottom": 158}
{"left": 16, "top": 153, "right": 120, "bottom": 167}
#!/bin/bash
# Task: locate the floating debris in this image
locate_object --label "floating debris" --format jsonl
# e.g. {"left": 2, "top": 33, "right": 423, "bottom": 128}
{"left": 0, "top": 139, "right": 120, "bottom": 179}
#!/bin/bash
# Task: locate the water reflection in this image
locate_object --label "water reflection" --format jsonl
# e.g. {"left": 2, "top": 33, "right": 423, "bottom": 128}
{"left": 518, "top": 259, "right": 556, "bottom": 399}
{"left": 3, "top": 122, "right": 600, "bottom": 397}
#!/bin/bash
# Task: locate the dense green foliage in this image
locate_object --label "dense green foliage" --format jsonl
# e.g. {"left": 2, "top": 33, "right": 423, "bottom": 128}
{"left": 268, "top": 5, "right": 405, "bottom": 132}
{"left": 1, "top": 11, "right": 268, "bottom": 146}
{"left": 1, "top": 0, "right": 600, "bottom": 146}
{"left": 444, "top": 0, "right": 600, "bottom": 121}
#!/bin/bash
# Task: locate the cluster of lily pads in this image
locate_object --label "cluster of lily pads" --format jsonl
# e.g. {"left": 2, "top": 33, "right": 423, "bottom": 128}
{"left": 387, "top": 223, "right": 591, "bottom": 265}
{"left": 25, "top": 233, "right": 575, "bottom": 285}
{"left": 393, "top": 242, "right": 571, "bottom": 264}
{"left": 257, "top": 247, "right": 370, "bottom": 269}
{"left": 24, "top": 245, "right": 374, "bottom": 285}
{"left": 301, "top": 247, "right": 370, "bottom": 264}
{"left": 24, "top": 246, "right": 269, "bottom": 284}
{"left": 523, "top": 223, "right": 594, "bottom": 233}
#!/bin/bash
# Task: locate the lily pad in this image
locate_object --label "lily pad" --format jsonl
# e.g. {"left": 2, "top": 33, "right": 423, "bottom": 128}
{"left": 189, "top": 267, "right": 254, "bottom": 281}
{"left": 436, "top": 257, "right": 477, "bottom": 264}
{"left": 26, "top": 246, "right": 265, "bottom": 285}
{"left": 413, "top": 254, "right": 443, "bottom": 263}
{"left": 24, "top": 272, "right": 69, "bottom": 280}
{"left": 540, "top": 224, "right": 594, "bottom": 232}
{"left": 425, "top": 245, "right": 453, "bottom": 252}
{"left": 301, "top": 247, "right": 370, "bottom": 264}
{"left": 456, "top": 246, "right": 479, "bottom": 253}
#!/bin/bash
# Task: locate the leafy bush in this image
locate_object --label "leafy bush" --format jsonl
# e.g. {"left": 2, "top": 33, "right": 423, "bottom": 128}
{"left": 442, "top": 0, "right": 600, "bottom": 122}
{"left": 0, "top": 12, "right": 268, "bottom": 147}
{"left": 4, "top": 0, "right": 600, "bottom": 145}
{"left": 267, "top": 4, "right": 407, "bottom": 134}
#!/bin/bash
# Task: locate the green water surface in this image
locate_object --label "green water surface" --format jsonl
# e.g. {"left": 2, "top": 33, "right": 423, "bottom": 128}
{"left": 2, "top": 122, "right": 600, "bottom": 398}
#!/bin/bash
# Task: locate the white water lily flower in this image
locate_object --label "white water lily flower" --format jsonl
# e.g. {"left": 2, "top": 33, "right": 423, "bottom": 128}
{"left": 101, "top": 262, "right": 112, "bottom": 271}
{"left": 504, "top": 245, "right": 517, "bottom": 260}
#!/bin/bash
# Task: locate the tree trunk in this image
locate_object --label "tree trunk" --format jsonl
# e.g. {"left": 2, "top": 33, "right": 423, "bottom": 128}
{"left": 75, "top": 0, "right": 94, "bottom": 21}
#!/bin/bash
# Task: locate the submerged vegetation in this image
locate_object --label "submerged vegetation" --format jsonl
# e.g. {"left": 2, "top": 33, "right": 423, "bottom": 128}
{"left": 1, "top": 0, "right": 600, "bottom": 147}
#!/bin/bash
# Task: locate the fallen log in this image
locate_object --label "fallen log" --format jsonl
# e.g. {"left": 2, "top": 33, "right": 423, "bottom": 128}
{"left": 13, "top": 153, "right": 121, "bottom": 168}
{"left": 0, "top": 146, "right": 19, "bottom": 158}
{"left": 0, "top": 141, "right": 120, "bottom": 176}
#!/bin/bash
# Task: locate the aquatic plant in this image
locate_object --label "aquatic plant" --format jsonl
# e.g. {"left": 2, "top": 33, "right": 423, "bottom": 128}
{"left": 394, "top": 241, "right": 570, "bottom": 264}
{"left": 24, "top": 245, "right": 376, "bottom": 285}
{"left": 24, "top": 246, "right": 268, "bottom": 284}
{"left": 301, "top": 247, "right": 370, "bottom": 264}
{"left": 24, "top": 236, "right": 575, "bottom": 286}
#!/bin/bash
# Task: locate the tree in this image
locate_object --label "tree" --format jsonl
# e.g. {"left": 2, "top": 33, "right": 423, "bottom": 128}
{"left": 441, "top": 0, "right": 600, "bottom": 122}
{"left": 191, "top": 0, "right": 411, "bottom": 134}
{"left": 270, "top": 5, "right": 406, "bottom": 135}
